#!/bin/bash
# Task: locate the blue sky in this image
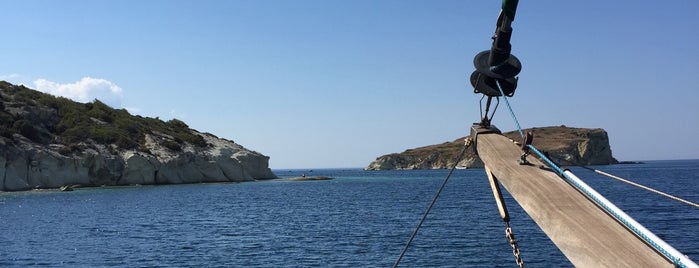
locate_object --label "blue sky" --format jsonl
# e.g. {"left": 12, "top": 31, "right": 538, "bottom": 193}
{"left": 1, "top": 0, "right": 698, "bottom": 168}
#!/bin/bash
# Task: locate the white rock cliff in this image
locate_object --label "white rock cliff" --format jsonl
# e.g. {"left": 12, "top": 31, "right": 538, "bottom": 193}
{"left": 0, "top": 131, "right": 276, "bottom": 191}
{"left": 0, "top": 82, "right": 277, "bottom": 191}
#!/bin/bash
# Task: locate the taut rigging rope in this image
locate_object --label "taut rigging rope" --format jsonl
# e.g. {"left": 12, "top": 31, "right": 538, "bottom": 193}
{"left": 542, "top": 154, "right": 699, "bottom": 209}
{"left": 494, "top": 80, "right": 696, "bottom": 268}
{"left": 392, "top": 139, "right": 471, "bottom": 268}
{"left": 590, "top": 168, "right": 699, "bottom": 209}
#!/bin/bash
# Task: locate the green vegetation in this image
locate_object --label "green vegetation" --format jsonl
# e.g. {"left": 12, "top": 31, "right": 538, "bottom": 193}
{"left": 0, "top": 81, "right": 209, "bottom": 152}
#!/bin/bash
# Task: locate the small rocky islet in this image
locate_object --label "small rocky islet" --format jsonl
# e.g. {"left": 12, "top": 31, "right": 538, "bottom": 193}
{"left": 288, "top": 176, "right": 333, "bottom": 181}
{"left": 366, "top": 126, "right": 618, "bottom": 170}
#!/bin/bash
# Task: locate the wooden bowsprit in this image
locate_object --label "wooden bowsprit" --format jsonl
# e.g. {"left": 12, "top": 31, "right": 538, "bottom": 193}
{"left": 472, "top": 125, "right": 680, "bottom": 267}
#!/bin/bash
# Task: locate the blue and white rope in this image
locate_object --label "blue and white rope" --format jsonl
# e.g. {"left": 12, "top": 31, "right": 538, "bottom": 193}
{"left": 494, "top": 80, "right": 696, "bottom": 268}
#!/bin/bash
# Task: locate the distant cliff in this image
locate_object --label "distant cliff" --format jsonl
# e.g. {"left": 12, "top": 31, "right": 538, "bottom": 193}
{"left": 0, "top": 81, "right": 276, "bottom": 191}
{"left": 366, "top": 126, "right": 618, "bottom": 170}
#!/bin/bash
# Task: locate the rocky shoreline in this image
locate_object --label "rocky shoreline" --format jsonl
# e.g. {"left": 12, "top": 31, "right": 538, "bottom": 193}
{"left": 1, "top": 130, "right": 277, "bottom": 191}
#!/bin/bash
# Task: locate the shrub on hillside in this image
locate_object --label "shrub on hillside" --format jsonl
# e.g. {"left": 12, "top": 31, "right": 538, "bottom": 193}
{"left": 1, "top": 83, "right": 212, "bottom": 150}
{"left": 162, "top": 139, "right": 182, "bottom": 151}
{"left": 13, "top": 119, "right": 39, "bottom": 141}
{"left": 167, "top": 118, "right": 188, "bottom": 129}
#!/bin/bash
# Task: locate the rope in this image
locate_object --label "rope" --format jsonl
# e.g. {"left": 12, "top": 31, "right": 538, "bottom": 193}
{"left": 543, "top": 154, "right": 699, "bottom": 209}
{"left": 393, "top": 140, "right": 470, "bottom": 268}
{"left": 493, "top": 79, "right": 695, "bottom": 268}
{"left": 592, "top": 169, "right": 699, "bottom": 209}
{"left": 561, "top": 169, "right": 689, "bottom": 267}
{"left": 495, "top": 81, "right": 524, "bottom": 138}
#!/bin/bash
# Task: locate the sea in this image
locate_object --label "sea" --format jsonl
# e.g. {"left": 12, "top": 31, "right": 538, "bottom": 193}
{"left": 1, "top": 160, "right": 697, "bottom": 267}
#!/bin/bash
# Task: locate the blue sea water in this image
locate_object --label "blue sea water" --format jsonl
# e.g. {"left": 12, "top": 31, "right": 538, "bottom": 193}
{"left": 1, "top": 160, "right": 697, "bottom": 267}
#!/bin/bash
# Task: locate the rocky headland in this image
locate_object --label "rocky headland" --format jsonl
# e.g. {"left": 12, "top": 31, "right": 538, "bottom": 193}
{"left": 0, "top": 81, "right": 276, "bottom": 191}
{"left": 366, "top": 126, "right": 618, "bottom": 170}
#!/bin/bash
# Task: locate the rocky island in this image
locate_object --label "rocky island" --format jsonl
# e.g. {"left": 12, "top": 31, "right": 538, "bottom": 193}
{"left": 366, "top": 126, "right": 618, "bottom": 170}
{"left": 0, "top": 81, "right": 276, "bottom": 191}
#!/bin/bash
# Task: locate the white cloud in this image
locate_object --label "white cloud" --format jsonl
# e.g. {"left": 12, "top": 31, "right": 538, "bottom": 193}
{"left": 33, "top": 77, "right": 123, "bottom": 108}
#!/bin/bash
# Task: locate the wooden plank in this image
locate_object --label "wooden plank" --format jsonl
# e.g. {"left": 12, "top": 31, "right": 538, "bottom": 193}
{"left": 476, "top": 132, "right": 672, "bottom": 267}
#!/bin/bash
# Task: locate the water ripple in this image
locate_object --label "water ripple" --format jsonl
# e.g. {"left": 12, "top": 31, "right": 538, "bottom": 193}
{"left": 1, "top": 163, "right": 697, "bottom": 267}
